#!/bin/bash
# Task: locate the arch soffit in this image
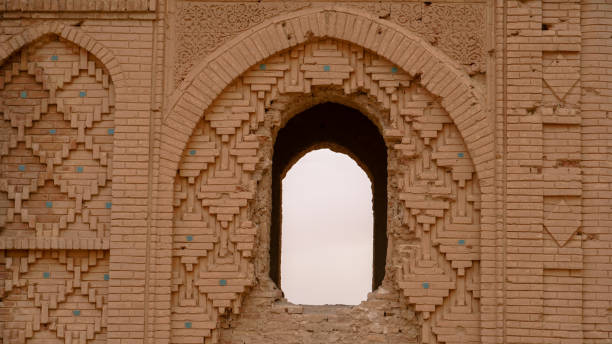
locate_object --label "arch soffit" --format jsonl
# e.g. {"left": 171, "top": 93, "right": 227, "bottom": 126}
{"left": 0, "top": 22, "right": 126, "bottom": 88}
{"left": 162, "top": 6, "right": 494, "bottom": 185}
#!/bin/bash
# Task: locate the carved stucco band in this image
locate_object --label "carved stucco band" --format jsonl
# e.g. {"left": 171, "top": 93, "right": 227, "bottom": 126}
{"left": 158, "top": 5, "right": 497, "bottom": 343}
{"left": 0, "top": 22, "right": 126, "bottom": 89}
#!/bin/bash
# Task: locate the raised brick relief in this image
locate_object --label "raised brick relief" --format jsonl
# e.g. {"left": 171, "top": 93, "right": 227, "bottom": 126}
{"left": 172, "top": 38, "right": 481, "bottom": 344}
{"left": 174, "top": 2, "right": 309, "bottom": 85}
{"left": 0, "top": 37, "right": 114, "bottom": 250}
{"left": 0, "top": 2, "right": 607, "bottom": 344}
{"left": 173, "top": 2, "right": 486, "bottom": 85}
{"left": 350, "top": 2, "right": 486, "bottom": 73}
{"left": 0, "top": 35, "right": 112, "bottom": 344}
{"left": 0, "top": 250, "right": 109, "bottom": 344}
{"left": 0, "top": 0, "right": 152, "bottom": 12}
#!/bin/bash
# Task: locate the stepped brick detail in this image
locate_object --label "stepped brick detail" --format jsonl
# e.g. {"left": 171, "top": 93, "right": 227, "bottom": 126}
{"left": 0, "top": 2, "right": 609, "bottom": 344}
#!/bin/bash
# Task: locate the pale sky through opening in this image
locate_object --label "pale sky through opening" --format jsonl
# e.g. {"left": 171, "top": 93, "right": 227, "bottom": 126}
{"left": 281, "top": 148, "right": 373, "bottom": 305}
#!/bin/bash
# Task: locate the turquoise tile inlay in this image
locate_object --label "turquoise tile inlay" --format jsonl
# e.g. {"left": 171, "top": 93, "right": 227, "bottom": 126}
{"left": 422, "top": 282, "right": 429, "bottom": 289}
{"left": 185, "top": 322, "right": 192, "bottom": 329}
{"left": 323, "top": 65, "right": 330, "bottom": 72}
{"left": 458, "top": 239, "right": 465, "bottom": 245}
{"left": 73, "top": 310, "right": 80, "bottom": 316}
{"left": 108, "top": 128, "right": 115, "bottom": 135}
{"left": 104, "top": 274, "right": 109, "bottom": 281}
{"left": 20, "top": 91, "right": 27, "bottom": 99}
{"left": 76, "top": 166, "right": 84, "bottom": 173}
{"left": 186, "top": 236, "right": 193, "bottom": 242}
{"left": 259, "top": 64, "right": 266, "bottom": 70}
{"left": 79, "top": 91, "right": 86, "bottom": 97}
{"left": 219, "top": 279, "right": 227, "bottom": 286}
{"left": 51, "top": 55, "right": 58, "bottom": 61}
{"left": 391, "top": 67, "right": 398, "bottom": 74}
{"left": 49, "top": 129, "right": 56, "bottom": 134}
{"left": 18, "top": 165, "right": 25, "bottom": 172}
{"left": 45, "top": 201, "right": 53, "bottom": 208}
{"left": 189, "top": 149, "right": 196, "bottom": 156}
{"left": 105, "top": 202, "right": 112, "bottom": 209}
{"left": 43, "top": 272, "right": 50, "bottom": 278}
{"left": 458, "top": 152, "right": 465, "bottom": 158}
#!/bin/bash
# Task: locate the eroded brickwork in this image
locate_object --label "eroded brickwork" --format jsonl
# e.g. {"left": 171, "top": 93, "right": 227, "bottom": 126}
{"left": 171, "top": 38, "right": 481, "bottom": 343}
{"left": 0, "top": 1, "right": 609, "bottom": 344}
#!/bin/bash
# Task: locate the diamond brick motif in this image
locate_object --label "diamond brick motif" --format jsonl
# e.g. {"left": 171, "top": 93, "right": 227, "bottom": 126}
{"left": 544, "top": 199, "right": 581, "bottom": 247}
{"left": 543, "top": 53, "right": 580, "bottom": 102}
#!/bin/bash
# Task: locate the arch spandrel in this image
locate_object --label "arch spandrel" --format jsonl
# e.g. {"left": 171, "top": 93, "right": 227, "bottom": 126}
{"left": 162, "top": 6, "right": 493, "bottom": 184}
{"left": 0, "top": 22, "right": 125, "bottom": 89}
{"left": 170, "top": 37, "right": 482, "bottom": 344}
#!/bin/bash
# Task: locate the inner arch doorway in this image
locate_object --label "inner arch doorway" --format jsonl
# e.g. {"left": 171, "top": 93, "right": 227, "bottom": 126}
{"left": 271, "top": 102, "right": 388, "bottom": 293}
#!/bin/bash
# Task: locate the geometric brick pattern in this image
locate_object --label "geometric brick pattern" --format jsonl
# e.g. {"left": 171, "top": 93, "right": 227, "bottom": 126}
{"left": 0, "top": 2, "right": 608, "bottom": 344}
{"left": 172, "top": 38, "right": 480, "bottom": 344}
{"left": 173, "top": 2, "right": 487, "bottom": 86}
{"left": 0, "top": 37, "right": 114, "bottom": 250}
{"left": 161, "top": 6, "right": 494, "bottom": 344}
{"left": 0, "top": 36, "right": 113, "bottom": 344}
{"left": 0, "top": 250, "right": 108, "bottom": 344}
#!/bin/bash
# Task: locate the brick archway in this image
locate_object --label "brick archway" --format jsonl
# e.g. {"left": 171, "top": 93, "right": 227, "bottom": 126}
{"left": 161, "top": 6, "right": 492, "bottom": 184}
{"left": 159, "top": 6, "right": 495, "bottom": 344}
{"left": 0, "top": 22, "right": 126, "bottom": 89}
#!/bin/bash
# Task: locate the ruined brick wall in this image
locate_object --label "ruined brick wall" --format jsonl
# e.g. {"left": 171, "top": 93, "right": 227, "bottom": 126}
{"left": 0, "top": 1, "right": 610, "bottom": 344}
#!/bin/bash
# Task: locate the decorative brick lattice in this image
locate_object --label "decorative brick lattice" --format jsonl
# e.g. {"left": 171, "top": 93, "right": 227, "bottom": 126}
{"left": 0, "top": 250, "right": 108, "bottom": 344}
{"left": 172, "top": 39, "right": 480, "bottom": 344}
{"left": 173, "top": 2, "right": 486, "bottom": 85}
{"left": 0, "top": 37, "right": 114, "bottom": 250}
{"left": 0, "top": 36, "right": 112, "bottom": 344}
{"left": 174, "top": 2, "right": 309, "bottom": 85}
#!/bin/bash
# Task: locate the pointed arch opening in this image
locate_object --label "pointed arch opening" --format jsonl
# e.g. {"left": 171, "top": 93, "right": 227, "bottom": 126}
{"left": 271, "top": 102, "right": 388, "bottom": 303}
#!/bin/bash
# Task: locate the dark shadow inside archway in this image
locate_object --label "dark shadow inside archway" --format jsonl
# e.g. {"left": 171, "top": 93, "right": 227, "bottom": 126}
{"left": 271, "top": 102, "right": 388, "bottom": 293}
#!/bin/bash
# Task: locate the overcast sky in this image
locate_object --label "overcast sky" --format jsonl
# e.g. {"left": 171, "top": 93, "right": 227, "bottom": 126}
{"left": 281, "top": 149, "right": 373, "bottom": 305}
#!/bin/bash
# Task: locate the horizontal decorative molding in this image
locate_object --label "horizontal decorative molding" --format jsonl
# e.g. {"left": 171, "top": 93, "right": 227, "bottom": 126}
{"left": 0, "top": 0, "right": 153, "bottom": 12}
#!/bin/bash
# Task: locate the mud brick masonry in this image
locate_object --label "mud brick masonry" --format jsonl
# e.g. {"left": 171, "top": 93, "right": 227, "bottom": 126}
{"left": 0, "top": 1, "right": 610, "bottom": 344}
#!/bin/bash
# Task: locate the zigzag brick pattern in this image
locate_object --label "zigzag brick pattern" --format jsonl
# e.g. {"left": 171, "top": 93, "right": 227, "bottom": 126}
{"left": 172, "top": 38, "right": 480, "bottom": 344}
